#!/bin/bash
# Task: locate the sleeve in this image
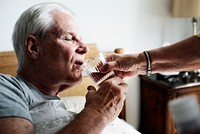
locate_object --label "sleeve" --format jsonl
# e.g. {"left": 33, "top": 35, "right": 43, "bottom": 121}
{"left": 0, "top": 76, "right": 32, "bottom": 122}
{"left": 195, "top": 32, "right": 200, "bottom": 38}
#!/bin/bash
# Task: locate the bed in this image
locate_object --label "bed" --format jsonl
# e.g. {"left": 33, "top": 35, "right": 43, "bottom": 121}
{"left": 0, "top": 43, "right": 140, "bottom": 134}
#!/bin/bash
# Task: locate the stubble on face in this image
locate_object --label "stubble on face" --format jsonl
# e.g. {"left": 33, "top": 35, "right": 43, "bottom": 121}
{"left": 41, "top": 12, "right": 84, "bottom": 84}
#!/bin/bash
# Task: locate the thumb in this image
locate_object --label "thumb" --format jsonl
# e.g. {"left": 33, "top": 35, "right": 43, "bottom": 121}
{"left": 87, "top": 85, "right": 97, "bottom": 92}
{"left": 99, "top": 62, "right": 118, "bottom": 72}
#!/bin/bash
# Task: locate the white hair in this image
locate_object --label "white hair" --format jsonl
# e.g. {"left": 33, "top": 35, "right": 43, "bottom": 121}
{"left": 12, "top": 3, "right": 74, "bottom": 72}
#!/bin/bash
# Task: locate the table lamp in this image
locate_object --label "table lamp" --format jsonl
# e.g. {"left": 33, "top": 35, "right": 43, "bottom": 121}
{"left": 172, "top": 0, "right": 200, "bottom": 82}
{"left": 172, "top": 0, "right": 200, "bottom": 35}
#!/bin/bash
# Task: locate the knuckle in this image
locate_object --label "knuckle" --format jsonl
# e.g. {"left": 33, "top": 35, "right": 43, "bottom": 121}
{"left": 112, "top": 85, "right": 124, "bottom": 96}
{"left": 103, "top": 79, "right": 113, "bottom": 86}
{"left": 114, "top": 88, "right": 121, "bottom": 96}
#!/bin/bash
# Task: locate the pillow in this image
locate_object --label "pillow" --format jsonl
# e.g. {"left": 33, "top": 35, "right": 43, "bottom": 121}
{"left": 61, "top": 96, "right": 86, "bottom": 113}
{"left": 61, "top": 96, "right": 141, "bottom": 134}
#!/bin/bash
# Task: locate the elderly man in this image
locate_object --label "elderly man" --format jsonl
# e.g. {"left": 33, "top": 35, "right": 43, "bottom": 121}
{"left": 0, "top": 3, "right": 127, "bottom": 134}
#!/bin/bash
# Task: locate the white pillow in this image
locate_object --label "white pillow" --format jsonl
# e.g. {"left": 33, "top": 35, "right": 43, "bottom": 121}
{"left": 61, "top": 96, "right": 86, "bottom": 113}
{"left": 60, "top": 96, "right": 141, "bottom": 134}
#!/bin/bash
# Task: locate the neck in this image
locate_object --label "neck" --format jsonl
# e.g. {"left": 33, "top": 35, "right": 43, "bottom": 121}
{"left": 18, "top": 70, "right": 71, "bottom": 96}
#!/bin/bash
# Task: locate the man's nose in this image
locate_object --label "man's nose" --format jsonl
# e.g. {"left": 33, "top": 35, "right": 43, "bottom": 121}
{"left": 76, "top": 42, "right": 89, "bottom": 54}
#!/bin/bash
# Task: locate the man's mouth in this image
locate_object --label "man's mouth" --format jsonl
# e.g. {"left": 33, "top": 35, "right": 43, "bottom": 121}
{"left": 75, "top": 60, "right": 84, "bottom": 67}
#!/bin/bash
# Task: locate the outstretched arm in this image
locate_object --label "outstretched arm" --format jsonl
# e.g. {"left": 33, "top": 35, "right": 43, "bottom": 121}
{"left": 100, "top": 35, "right": 200, "bottom": 78}
{"left": 150, "top": 35, "right": 200, "bottom": 73}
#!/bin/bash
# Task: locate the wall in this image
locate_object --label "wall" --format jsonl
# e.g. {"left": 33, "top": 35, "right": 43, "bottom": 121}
{"left": 0, "top": 0, "right": 196, "bottom": 129}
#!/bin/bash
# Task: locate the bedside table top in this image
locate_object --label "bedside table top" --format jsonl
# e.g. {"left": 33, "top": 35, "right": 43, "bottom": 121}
{"left": 139, "top": 73, "right": 200, "bottom": 89}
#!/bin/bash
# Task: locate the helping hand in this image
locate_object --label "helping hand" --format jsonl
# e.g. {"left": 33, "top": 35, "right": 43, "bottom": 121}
{"left": 100, "top": 54, "right": 142, "bottom": 78}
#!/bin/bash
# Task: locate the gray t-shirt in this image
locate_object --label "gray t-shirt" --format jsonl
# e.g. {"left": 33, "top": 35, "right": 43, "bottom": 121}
{"left": 0, "top": 74, "right": 76, "bottom": 134}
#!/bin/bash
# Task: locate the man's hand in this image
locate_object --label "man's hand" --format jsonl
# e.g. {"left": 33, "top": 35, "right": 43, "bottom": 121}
{"left": 57, "top": 76, "right": 128, "bottom": 134}
{"left": 85, "top": 76, "right": 128, "bottom": 123}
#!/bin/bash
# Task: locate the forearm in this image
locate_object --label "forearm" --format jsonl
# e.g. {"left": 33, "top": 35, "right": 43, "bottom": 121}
{"left": 56, "top": 108, "right": 108, "bottom": 134}
{"left": 138, "top": 35, "right": 200, "bottom": 74}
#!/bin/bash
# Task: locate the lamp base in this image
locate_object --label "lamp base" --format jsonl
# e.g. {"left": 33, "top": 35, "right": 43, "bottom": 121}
{"left": 192, "top": 17, "right": 198, "bottom": 35}
{"left": 178, "top": 17, "right": 200, "bottom": 83}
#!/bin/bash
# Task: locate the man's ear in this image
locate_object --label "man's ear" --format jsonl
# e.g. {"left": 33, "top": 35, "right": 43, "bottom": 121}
{"left": 25, "top": 35, "right": 40, "bottom": 60}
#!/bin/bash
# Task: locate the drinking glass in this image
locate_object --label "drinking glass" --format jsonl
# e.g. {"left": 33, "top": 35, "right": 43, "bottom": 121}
{"left": 84, "top": 53, "right": 115, "bottom": 86}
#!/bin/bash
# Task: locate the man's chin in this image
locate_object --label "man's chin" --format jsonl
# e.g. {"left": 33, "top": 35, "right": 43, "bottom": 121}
{"left": 72, "top": 75, "right": 83, "bottom": 84}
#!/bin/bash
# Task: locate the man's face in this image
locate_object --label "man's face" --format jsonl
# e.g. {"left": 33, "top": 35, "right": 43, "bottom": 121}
{"left": 38, "top": 12, "right": 88, "bottom": 86}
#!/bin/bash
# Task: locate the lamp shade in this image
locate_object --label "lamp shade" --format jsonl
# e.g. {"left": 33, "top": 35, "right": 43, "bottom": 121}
{"left": 172, "top": 0, "right": 200, "bottom": 18}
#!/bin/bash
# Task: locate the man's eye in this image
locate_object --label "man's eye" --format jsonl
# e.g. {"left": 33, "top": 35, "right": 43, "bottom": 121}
{"left": 65, "top": 36, "right": 76, "bottom": 42}
{"left": 65, "top": 37, "right": 73, "bottom": 41}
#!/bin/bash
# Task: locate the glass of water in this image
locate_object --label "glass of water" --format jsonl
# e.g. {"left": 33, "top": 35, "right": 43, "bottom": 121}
{"left": 84, "top": 53, "right": 115, "bottom": 86}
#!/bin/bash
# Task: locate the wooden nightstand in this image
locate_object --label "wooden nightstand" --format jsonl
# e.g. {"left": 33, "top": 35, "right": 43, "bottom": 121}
{"left": 139, "top": 73, "right": 200, "bottom": 134}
